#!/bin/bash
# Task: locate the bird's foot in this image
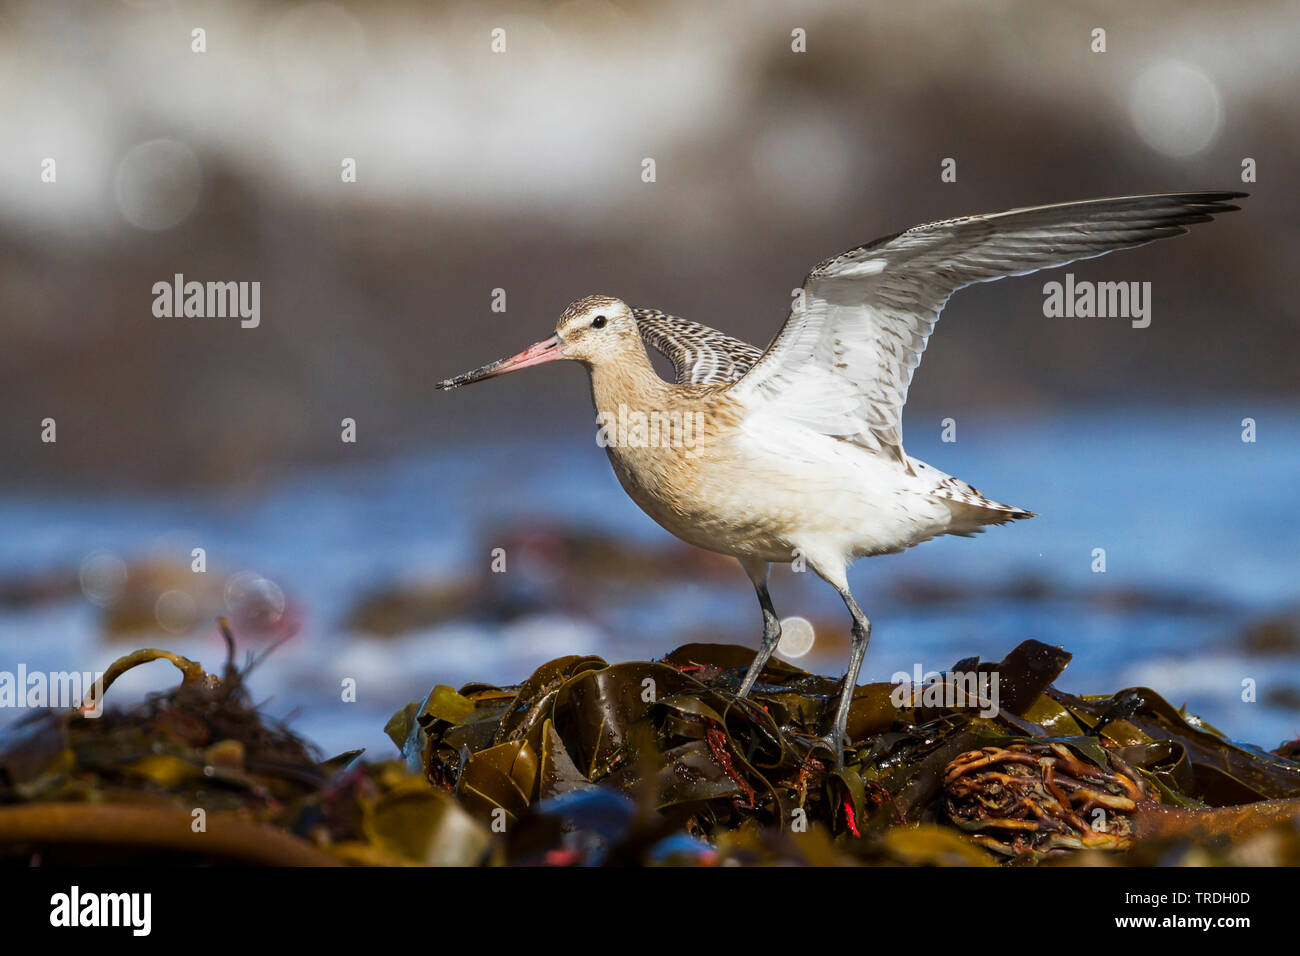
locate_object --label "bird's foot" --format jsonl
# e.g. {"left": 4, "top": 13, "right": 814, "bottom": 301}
{"left": 814, "top": 731, "right": 848, "bottom": 770}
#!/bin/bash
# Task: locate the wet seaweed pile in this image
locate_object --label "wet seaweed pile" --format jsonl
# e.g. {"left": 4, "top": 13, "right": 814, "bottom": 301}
{"left": 390, "top": 639, "right": 1300, "bottom": 864}
{"left": 0, "top": 628, "right": 478, "bottom": 866}
{"left": 4, "top": 631, "right": 1300, "bottom": 865}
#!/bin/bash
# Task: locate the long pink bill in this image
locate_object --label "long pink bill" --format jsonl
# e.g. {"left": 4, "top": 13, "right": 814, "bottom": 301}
{"left": 437, "top": 334, "right": 563, "bottom": 390}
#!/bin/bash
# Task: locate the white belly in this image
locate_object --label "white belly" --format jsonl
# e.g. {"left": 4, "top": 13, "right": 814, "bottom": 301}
{"left": 604, "top": 417, "right": 955, "bottom": 564}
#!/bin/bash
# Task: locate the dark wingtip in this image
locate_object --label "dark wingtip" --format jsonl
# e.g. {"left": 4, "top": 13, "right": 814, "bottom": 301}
{"left": 1174, "top": 190, "right": 1248, "bottom": 202}
{"left": 1183, "top": 190, "right": 1248, "bottom": 211}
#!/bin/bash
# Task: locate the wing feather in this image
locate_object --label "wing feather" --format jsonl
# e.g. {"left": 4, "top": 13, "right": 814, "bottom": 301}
{"left": 633, "top": 308, "right": 762, "bottom": 386}
{"left": 729, "top": 192, "right": 1245, "bottom": 460}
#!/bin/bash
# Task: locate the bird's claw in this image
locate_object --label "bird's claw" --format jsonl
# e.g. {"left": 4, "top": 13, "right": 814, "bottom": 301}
{"left": 814, "top": 732, "right": 848, "bottom": 770}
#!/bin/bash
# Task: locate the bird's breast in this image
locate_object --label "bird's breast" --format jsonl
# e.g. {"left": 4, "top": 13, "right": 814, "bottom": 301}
{"left": 592, "top": 394, "right": 778, "bottom": 553}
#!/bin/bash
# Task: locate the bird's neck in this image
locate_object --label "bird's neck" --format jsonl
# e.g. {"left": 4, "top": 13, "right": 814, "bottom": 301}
{"left": 588, "top": 341, "right": 672, "bottom": 416}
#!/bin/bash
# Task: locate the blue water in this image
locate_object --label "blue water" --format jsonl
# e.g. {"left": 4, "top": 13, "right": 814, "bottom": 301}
{"left": 1, "top": 404, "right": 1297, "bottom": 758}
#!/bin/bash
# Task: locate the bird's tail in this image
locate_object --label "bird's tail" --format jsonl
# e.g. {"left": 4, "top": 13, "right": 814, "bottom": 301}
{"left": 929, "top": 472, "right": 1035, "bottom": 538}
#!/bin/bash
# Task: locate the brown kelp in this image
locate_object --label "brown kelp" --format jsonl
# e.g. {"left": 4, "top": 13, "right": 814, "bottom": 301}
{"left": 4, "top": 630, "right": 1300, "bottom": 865}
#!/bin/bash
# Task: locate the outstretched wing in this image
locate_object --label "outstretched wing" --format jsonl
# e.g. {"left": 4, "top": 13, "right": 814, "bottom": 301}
{"left": 728, "top": 192, "right": 1245, "bottom": 461}
{"left": 633, "top": 308, "right": 763, "bottom": 386}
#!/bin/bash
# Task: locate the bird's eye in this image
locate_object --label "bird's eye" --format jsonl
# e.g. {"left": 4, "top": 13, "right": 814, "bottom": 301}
{"left": 591, "top": 315, "right": 607, "bottom": 329}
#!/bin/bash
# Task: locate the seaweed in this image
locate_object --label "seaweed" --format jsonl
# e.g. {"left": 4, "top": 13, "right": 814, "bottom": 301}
{"left": 0, "top": 622, "right": 479, "bottom": 866}
{"left": 4, "top": 631, "right": 1300, "bottom": 865}
{"left": 394, "top": 638, "right": 1300, "bottom": 864}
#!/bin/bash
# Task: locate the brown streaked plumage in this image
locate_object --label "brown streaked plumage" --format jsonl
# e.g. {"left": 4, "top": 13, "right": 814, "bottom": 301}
{"left": 632, "top": 307, "right": 762, "bottom": 385}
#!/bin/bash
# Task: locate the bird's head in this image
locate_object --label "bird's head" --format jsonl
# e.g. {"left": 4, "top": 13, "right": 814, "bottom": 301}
{"left": 437, "top": 295, "right": 638, "bottom": 389}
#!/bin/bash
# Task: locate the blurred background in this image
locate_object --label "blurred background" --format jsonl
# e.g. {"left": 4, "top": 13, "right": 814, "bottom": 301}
{"left": 1, "top": 0, "right": 1298, "bottom": 757}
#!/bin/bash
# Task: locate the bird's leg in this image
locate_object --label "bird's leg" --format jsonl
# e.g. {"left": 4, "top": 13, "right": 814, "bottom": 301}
{"left": 736, "top": 561, "right": 781, "bottom": 699}
{"left": 824, "top": 585, "right": 872, "bottom": 768}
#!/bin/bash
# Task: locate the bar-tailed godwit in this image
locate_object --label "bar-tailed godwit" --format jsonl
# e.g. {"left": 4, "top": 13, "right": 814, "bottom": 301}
{"left": 438, "top": 192, "right": 1244, "bottom": 765}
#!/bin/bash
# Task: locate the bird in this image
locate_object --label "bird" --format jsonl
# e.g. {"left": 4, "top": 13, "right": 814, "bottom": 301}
{"left": 437, "top": 191, "right": 1245, "bottom": 766}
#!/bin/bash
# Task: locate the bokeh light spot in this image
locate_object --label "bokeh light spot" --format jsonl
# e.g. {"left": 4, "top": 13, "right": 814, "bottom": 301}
{"left": 79, "top": 551, "right": 127, "bottom": 607}
{"left": 114, "top": 138, "right": 202, "bottom": 230}
{"left": 1129, "top": 60, "right": 1223, "bottom": 158}
{"left": 777, "top": 616, "right": 816, "bottom": 658}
